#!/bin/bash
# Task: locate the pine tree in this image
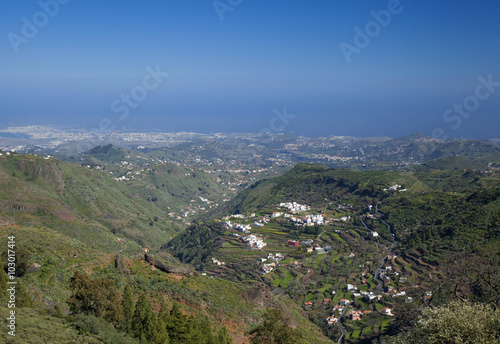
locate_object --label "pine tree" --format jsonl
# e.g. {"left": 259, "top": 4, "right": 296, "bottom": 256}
{"left": 100, "top": 278, "right": 123, "bottom": 324}
{"left": 122, "top": 284, "right": 135, "bottom": 333}
{"left": 156, "top": 312, "right": 170, "bottom": 344}
{"left": 143, "top": 306, "right": 168, "bottom": 344}
{"left": 132, "top": 294, "right": 150, "bottom": 340}
{"left": 158, "top": 299, "right": 169, "bottom": 321}
{"left": 132, "top": 294, "right": 168, "bottom": 344}
{"left": 67, "top": 271, "right": 122, "bottom": 324}
{"left": 158, "top": 300, "right": 171, "bottom": 341}
{"left": 249, "top": 309, "right": 302, "bottom": 344}
{"left": 217, "top": 326, "right": 233, "bottom": 344}
{"left": 199, "top": 316, "right": 217, "bottom": 344}
{"left": 165, "top": 302, "right": 188, "bottom": 344}
{"left": 186, "top": 316, "right": 202, "bottom": 343}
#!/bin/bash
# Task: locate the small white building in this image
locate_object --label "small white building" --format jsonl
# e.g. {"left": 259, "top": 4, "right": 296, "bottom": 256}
{"left": 383, "top": 308, "right": 393, "bottom": 316}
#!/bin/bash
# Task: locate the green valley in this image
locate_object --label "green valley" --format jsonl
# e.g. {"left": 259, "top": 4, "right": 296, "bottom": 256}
{"left": 0, "top": 152, "right": 332, "bottom": 343}
{"left": 168, "top": 164, "right": 500, "bottom": 343}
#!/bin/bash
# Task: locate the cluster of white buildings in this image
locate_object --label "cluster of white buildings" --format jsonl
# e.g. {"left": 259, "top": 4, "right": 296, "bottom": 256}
{"left": 224, "top": 220, "right": 252, "bottom": 233}
{"left": 261, "top": 262, "right": 275, "bottom": 274}
{"left": 290, "top": 214, "right": 325, "bottom": 226}
{"left": 380, "top": 265, "right": 401, "bottom": 280}
{"left": 242, "top": 234, "right": 267, "bottom": 249}
{"left": 391, "top": 290, "right": 406, "bottom": 298}
{"left": 361, "top": 291, "right": 383, "bottom": 301}
{"left": 236, "top": 224, "right": 252, "bottom": 232}
{"left": 330, "top": 298, "right": 350, "bottom": 315}
{"left": 211, "top": 258, "right": 225, "bottom": 266}
{"left": 266, "top": 253, "right": 283, "bottom": 262}
{"left": 279, "top": 202, "right": 310, "bottom": 213}
{"left": 259, "top": 253, "right": 284, "bottom": 274}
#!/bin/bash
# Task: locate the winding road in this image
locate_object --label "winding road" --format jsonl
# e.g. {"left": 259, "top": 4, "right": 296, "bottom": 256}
{"left": 337, "top": 304, "right": 350, "bottom": 344}
{"left": 336, "top": 215, "right": 397, "bottom": 343}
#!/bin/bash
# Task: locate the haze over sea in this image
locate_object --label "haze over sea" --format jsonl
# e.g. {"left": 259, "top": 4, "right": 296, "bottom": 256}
{"left": 1, "top": 0, "right": 499, "bottom": 138}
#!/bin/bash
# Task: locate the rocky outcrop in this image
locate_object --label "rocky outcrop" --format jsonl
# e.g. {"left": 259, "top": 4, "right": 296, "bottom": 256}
{"left": 144, "top": 254, "right": 191, "bottom": 275}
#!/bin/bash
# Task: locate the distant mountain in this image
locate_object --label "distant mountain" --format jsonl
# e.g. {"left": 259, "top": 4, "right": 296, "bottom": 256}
{"left": 5, "top": 128, "right": 500, "bottom": 175}
{"left": 385, "top": 132, "right": 431, "bottom": 143}
{"left": 357, "top": 137, "right": 500, "bottom": 168}
{"left": 488, "top": 138, "right": 500, "bottom": 148}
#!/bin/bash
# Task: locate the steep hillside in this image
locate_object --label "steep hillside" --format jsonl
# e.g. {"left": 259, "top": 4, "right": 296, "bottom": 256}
{"left": 61, "top": 144, "right": 232, "bottom": 218}
{"left": 0, "top": 225, "right": 333, "bottom": 343}
{"left": 382, "top": 186, "right": 500, "bottom": 256}
{"left": 0, "top": 154, "right": 333, "bottom": 343}
{"left": 0, "top": 152, "right": 182, "bottom": 251}
{"left": 214, "top": 164, "right": 428, "bottom": 215}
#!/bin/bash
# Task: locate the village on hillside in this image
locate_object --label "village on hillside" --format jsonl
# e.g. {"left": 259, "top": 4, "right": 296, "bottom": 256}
{"left": 204, "top": 201, "right": 435, "bottom": 342}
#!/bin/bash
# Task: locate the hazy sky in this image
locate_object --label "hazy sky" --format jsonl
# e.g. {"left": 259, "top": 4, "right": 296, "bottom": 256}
{"left": 1, "top": 0, "right": 500, "bottom": 138}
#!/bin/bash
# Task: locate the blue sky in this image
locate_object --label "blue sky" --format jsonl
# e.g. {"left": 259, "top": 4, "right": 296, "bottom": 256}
{"left": 1, "top": 0, "right": 500, "bottom": 138}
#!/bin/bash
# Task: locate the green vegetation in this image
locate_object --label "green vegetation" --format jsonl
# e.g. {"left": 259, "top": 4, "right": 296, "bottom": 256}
{"left": 249, "top": 309, "right": 303, "bottom": 344}
{"left": 0, "top": 224, "right": 330, "bottom": 343}
{"left": 420, "top": 156, "right": 487, "bottom": 171}
{"left": 67, "top": 271, "right": 122, "bottom": 323}
{"left": 388, "top": 301, "right": 500, "bottom": 344}
{"left": 168, "top": 163, "right": 500, "bottom": 343}
{"left": 383, "top": 186, "right": 500, "bottom": 255}
{"left": 0, "top": 154, "right": 333, "bottom": 343}
{"left": 1, "top": 146, "right": 499, "bottom": 343}
{"left": 0, "top": 153, "right": 183, "bottom": 251}
{"left": 217, "top": 164, "right": 427, "bottom": 215}
{"left": 62, "top": 144, "right": 231, "bottom": 217}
